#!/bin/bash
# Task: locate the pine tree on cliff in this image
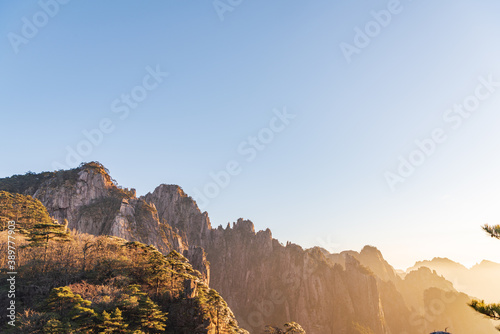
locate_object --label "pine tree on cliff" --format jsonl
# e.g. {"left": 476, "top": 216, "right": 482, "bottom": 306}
{"left": 120, "top": 284, "right": 168, "bottom": 332}
{"left": 26, "top": 218, "right": 71, "bottom": 271}
{"left": 146, "top": 248, "right": 172, "bottom": 297}
{"left": 44, "top": 286, "right": 97, "bottom": 332}
{"left": 207, "top": 289, "right": 227, "bottom": 334}
{"left": 165, "top": 250, "right": 193, "bottom": 289}
{"left": 469, "top": 224, "right": 500, "bottom": 331}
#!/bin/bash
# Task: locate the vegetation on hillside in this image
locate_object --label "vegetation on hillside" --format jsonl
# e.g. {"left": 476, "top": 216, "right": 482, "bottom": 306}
{"left": 0, "top": 191, "right": 53, "bottom": 232}
{"left": 0, "top": 191, "right": 248, "bottom": 334}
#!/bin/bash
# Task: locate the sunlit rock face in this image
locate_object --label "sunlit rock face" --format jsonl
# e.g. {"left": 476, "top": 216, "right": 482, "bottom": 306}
{"left": 1, "top": 162, "right": 498, "bottom": 334}
{"left": 33, "top": 167, "right": 115, "bottom": 229}
{"left": 143, "top": 186, "right": 390, "bottom": 333}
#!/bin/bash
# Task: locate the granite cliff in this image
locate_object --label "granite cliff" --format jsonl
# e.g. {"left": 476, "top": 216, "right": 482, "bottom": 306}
{"left": 0, "top": 162, "right": 497, "bottom": 334}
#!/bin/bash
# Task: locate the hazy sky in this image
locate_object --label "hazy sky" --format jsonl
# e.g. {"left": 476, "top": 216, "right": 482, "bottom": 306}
{"left": 2, "top": 0, "right": 500, "bottom": 269}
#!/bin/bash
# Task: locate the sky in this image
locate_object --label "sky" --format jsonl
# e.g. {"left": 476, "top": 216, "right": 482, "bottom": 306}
{"left": 2, "top": 0, "right": 500, "bottom": 270}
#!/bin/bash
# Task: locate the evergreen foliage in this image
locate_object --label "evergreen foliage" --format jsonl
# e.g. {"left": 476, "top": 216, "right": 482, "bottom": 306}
{"left": 99, "top": 308, "right": 129, "bottom": 334}
{"left": 469, "top": 224, "right": 500, "bottom": 331}
{"left": 0, "top": 191, "right": 52, "bottom": 232}
{"left": 483, "top": 224, "right": 500, "bottom": 240}
{"left": 27, "top": 220, "right": 71, "bottom": 248}
{"left": 44, "top": 286, "right": 97, "bottom": 332}
{"left": 0, "top": 193, "right": 248, "bottom": 333}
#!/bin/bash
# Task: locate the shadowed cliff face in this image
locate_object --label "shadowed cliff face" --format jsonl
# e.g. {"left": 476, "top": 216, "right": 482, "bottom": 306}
{"left": 143, "top": 183, "right": 212, "bottom": 248}
{"left": 144, "top": 184, "right": 390, "bottom": 333}
{"left": 0, "top": 164, "right": 389, "bottom": 333}
{"left": 204, "top": 227, "right": 388, "bottom": 334}
{"left": 1, "top": 163, "right": 498, "bottom": 334}
{"left": 325, "top": 247, "right": 499, "bottom": 334}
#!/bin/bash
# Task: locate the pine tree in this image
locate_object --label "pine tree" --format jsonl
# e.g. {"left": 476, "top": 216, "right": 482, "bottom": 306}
{"left": 483, "top": 224, "right": 500, "bottom": 239}
{"left": 27, "top": 219, "right": 71, "bottom": 247}
{"left": 469, "top": 224, "right": 500, "bottom": 331}
{"left": 120, "top": 284, "right": 168, "bottom": 333}
{"left": 207, "top": 289, "right": 228, "bottom": 334}
{"left": 99, "top": 308, "right": 129, "bottom": 334}
{"left": 26, "top": 219, "right": 71, "bottom": 270}
{"left": 165, "top": 250, "right": 193, "bottom": 290}
{"left": 146, "top": 249, "right": 171, "bottom": 297}
{"left": 43, "top": 318, "right": 72, "bottom": 333}
{"left": 45, "top": 286, "right": 97, "bottom": 332}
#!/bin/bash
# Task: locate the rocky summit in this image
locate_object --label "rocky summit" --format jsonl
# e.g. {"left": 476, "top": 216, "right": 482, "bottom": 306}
{"left": 0, "top": 162, "right": 497, "bottom": 334}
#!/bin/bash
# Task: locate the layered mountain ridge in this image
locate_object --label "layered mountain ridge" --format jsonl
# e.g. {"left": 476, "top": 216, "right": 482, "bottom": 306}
{"left": 408, "top": 257, "right": 500, "bottom": 303}
{"left": 1, "top": 162, "right": 497, "bottom": 334}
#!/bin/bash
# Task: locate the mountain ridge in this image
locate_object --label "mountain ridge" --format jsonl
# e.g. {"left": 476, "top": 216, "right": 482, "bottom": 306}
{"left": 408, "top": 256, "right": 500, "bottom": 303}
{"left": 1, "top": 162, "right": 498, "bottom": 334}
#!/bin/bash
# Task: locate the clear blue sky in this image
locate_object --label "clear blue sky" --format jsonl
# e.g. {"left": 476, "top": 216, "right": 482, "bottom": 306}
{"left": 2, "top": 0, "right": 500, "bottom": 269}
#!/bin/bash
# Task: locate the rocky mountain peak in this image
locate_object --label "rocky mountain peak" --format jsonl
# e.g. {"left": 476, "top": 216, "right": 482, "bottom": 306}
{"left": 2, "top": 162, "right": 498, "bottom": 334}
{"left": 474, "top": 259, "right": 499, "bottom": 269}
{"left": 232, "top": 218, "right": 255, "bottom": 234}
{"left": 360, "top": 245, "right": 383, "bottom": 258}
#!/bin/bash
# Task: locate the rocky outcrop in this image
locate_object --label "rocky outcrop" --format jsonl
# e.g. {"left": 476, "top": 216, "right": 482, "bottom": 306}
{"left": 143, "top": 185, "right": 390, "bottom": 333}
{"left": 32, "top": 167, "right": 115, "bottom": 229}
{"left": 1, "top": 163, "right": 498, "bottom": 334}
{"left": 0, "top": 164, "right": 196, "bottom": 275}
{"left": 323, "top": 246, "right": 499, "bottom": 334}
{"left": 143, "top": 184, "right": 212, "bottom": 248}
{"left": 199, "top": 222, "right": 389, "bottom": 333}
{"left": 0, "top": 164, "right": 391, "bottom": 333}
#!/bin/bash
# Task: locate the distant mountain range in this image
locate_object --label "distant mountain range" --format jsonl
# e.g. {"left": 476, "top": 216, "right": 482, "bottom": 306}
{"left": 408, "top": 257, "right": 500, "bottom": 303}
{"left": 1, "top": 162, "right": 498, "bottom": 334}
